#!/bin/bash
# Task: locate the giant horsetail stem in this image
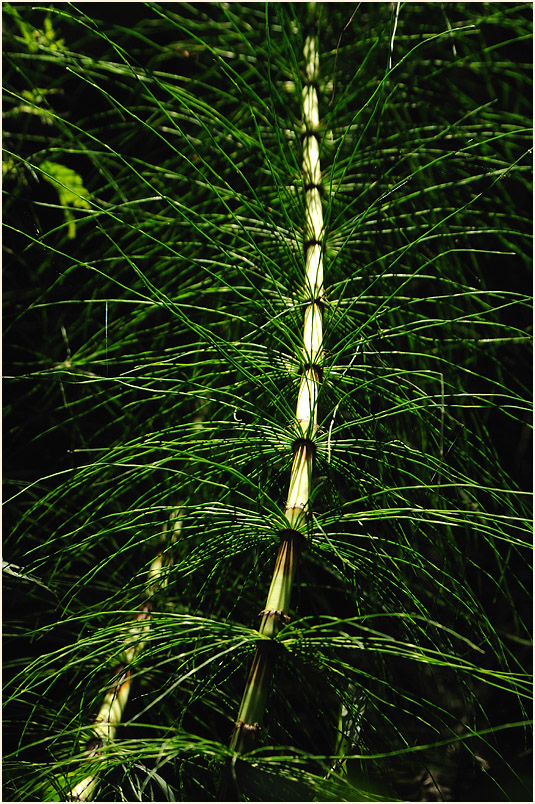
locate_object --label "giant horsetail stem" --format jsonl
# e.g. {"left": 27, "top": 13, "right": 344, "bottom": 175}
{"left": 228, "top": 4, "right": 324, "bottom": 757}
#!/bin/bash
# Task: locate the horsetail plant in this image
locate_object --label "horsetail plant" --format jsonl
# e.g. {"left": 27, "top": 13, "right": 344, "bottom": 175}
{"left": 4, "top": 3, "right": 532, "bottom": 801}
{"left": 228, "top": 4, "right": 325, "bottom": 757}
{"left": 65, "top": 514, "right": 180, "bottom": 802}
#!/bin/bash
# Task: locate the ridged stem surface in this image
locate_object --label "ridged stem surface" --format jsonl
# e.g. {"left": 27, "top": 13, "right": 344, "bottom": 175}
{"left": 67, "top": 517, "right": 180, "bottom": 801}
{"left": 229, "top": 10, "right": 324, "bottom": 756}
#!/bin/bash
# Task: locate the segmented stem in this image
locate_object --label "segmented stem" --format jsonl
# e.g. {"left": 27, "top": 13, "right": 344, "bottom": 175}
{"left": 67, "top": 513, "right": 181, "bottom": 801}
{"left": 228, "top": 7, "right": 324, "bottom": 756}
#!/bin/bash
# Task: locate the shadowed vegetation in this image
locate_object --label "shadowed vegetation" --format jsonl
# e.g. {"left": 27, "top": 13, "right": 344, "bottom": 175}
{"left": 3, "top": 3, "right": 532, "bottom": 801}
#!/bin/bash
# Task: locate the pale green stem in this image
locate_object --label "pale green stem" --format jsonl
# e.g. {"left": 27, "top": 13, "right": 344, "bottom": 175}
{"left": 228, "top": 10, "right": 324, "bottom": 757}
{"left": 67, "top": 511, "right": 182, "bottom": 801}
{"left": 67, "top": 401, "right": 208, "bottom": 799}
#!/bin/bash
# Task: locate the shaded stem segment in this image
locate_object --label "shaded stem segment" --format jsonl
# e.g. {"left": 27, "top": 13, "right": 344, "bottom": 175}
{"left": 228, "top": 5, "right": 324, "bottom": 758}
{"left": 67, "top": 513, "right": 181, "bottom": 801}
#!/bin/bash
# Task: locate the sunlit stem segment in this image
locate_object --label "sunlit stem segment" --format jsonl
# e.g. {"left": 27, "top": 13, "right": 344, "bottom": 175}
{"left": 68, "top": 640, "right": 139, "bottom": 801}
{"left": 67, "top": 512, "right": 182, "bottom": 801}
{"left": 228, "top": 7, "right": 324, "bottom": 757}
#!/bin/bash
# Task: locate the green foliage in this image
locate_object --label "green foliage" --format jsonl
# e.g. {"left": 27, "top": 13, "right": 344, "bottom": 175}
{"left": 38, "top": 160, "right": 91, "bottom": 238}
{"left": 3, "top": 2, "right": 532, "bottom": 801}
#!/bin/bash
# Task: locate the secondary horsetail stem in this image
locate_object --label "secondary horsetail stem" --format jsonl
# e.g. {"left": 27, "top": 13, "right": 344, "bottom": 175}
{"left": 227, "top": 4, "right": 324, "bottom": 759}
{"left": 66, "top": 513, "right": 181, "bottom": 802}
